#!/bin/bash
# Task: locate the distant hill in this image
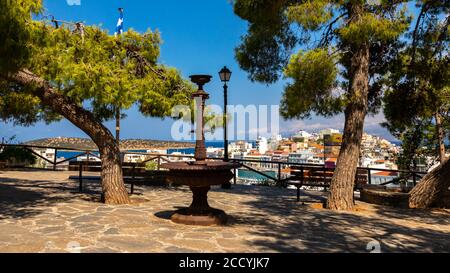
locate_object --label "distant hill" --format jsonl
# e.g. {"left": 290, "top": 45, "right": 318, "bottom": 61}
{"left": 23, "top": 137, "right": 194, "bottom": 151}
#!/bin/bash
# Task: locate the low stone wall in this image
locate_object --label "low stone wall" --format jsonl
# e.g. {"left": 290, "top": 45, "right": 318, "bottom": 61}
{"left": 360, "top": 189, "right": 410, "bottom": 208}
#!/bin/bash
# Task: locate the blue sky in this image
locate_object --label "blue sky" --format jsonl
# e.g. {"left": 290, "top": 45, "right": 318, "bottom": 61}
{"left": 1, "top": 0, "right": 403, "bottom": 142}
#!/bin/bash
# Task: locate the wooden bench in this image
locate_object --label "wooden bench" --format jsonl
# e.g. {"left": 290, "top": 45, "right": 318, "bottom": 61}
{"left": 68, "top": 161, "right": 168, "bottom": 194}
{"left": 286, "top": 166, "right": 369, "bottom": 202}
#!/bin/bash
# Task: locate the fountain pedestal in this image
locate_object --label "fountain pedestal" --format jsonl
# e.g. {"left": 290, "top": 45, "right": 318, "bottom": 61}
{"left": 161, "top": 161, "right": 238, "bottom": 226}
{"left": 161, "top": 74, "right": 239, "bottom": 226}
{"left": 171, "top": 186, "right": 227, "bottom": 226}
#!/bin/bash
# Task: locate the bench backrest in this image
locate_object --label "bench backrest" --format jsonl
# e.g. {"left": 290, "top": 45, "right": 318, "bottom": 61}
{"left": 68, "top": 161, "right": 147, "bottom": 174}
{"left": 290, "top": 165, "right": 368, "bottom": 186}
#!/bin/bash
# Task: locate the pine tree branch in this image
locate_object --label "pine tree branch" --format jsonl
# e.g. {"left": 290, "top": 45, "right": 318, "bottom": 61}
{"left": 411, "top": 4, "right": 429, "bottom": 67}
{"left": 319, "top": 12, "right": 348, "bottom": 48}
{"left": 125, "top": 45, "right": 167, "bottom": 80}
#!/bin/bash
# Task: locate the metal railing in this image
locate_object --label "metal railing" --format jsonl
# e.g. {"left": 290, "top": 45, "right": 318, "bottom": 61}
{"left": 0, "top": 144, "right": 101, "bottom": 171}
{"left": 229, "top": 158, "right": 427, "bottom": 187}
{"left": 0, "top": 144, "right": 428, "bottom": 187}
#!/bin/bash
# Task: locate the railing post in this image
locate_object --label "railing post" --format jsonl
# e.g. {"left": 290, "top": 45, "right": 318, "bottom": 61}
{"left": 131, "top": 164, "right": 136, "bottom": 195}
{"left": 79, "top": 161, "right": 83, "bottom": 192}
{"left": 233, "top": 166, "right": 237, "bottom": 185}
{"left": 413, "top": 171, "right": 417, "bottom": 186}
{"left": 157, "top": 156, "right": 161, "bottom": 170}
{"left": 301, "top": 167, "right": 304, "bottom": 186}
{"left": 277, "top": 163, "right": 282, "bottom": 187}
{"left": 368, "top": 168, "right": 372, "bottom": 185}
{"left": 53, "top": 149, "right": 57, "bottom": 171}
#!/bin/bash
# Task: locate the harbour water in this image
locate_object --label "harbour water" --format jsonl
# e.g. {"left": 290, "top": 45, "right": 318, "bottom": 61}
{"left": 55, "top": 141, "right": 234, "bottom": 160}
{"left": 52, "top": 139, "right": 402, "bottom": 185}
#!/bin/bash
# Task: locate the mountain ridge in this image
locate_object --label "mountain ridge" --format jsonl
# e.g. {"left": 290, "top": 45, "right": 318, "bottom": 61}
{"left": 23, "top": 137, "right": 195, "bottom": 151}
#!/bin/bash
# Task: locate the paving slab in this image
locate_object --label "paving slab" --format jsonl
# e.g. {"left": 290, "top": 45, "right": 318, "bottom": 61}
{"left": 0, "top": 170, "right": 449, "bottom": 253}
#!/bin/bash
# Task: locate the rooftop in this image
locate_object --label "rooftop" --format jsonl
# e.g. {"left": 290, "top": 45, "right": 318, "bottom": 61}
{"left": 0, "top": 170, "right": 449, "bottom": 253}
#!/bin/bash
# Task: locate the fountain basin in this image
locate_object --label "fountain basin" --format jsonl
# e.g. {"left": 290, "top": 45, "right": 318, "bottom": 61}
{"left": 161, "top": 161, "right": 239, "bottom": 226}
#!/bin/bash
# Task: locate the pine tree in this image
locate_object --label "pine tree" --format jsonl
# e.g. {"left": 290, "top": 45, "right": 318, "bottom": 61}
{"left": 234, "top": 0, "right": 409, "bottom": 210}
{"left": 383, "top": 0, "right": 449, "bottom": 208}
{"left": 0, "top": 0, "right": 193, "bottom": 204}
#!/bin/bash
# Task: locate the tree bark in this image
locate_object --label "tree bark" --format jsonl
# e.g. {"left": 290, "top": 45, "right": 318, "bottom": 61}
{"left": 409, "top": 158, "right": 450, "bottom": 208}
{"left": 435, "top": 111, "right": 446, "bottom": 164}
{"left": 7, "top": 69, "right": 131, "bottom": 204}
{"left": 115, "top": 107, "right": 121, "bottom": 144}
{"left": 327, "top": 4, "right": 370, "bottom": 211}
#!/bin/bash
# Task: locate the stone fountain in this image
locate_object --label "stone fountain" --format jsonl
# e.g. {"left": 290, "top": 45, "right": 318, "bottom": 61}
{"left": 161, "top": 75, "right": 238, "bottom": 226}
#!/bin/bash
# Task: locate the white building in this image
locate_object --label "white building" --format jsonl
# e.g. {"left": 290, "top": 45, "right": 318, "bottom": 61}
{"left": 207, "top": 147, "right": 223, "bottom": 158}
{"left": 228, "top": 141, "right": 253, "bottom": 156}
{"left": 294, "top": 130, "right": 311, "bottom": 139}
{"left": 256, "top": 137, "right": 268, "bottom": 154}
{"left": 34, "top": 148, "right": 56, "bottom": 162}
{"left": 124, "top": 153, "right": 147, "bottom": 163}
{"left": 267, "top": 134, "right": 283, "bottom": 151}
{"left": 288, "top": 151, "right": 315, "bottom": 164}
{"left": 146, "top": 149, "right": 168, "bottom": 155}
{"left": 319, "top": 128, "right": 340, "bottom": 139}
{"left": 168, "top": 152, "right": 192, "bottom": 162}
{"left": 33, "top": 148, "right": 65, "bottom": 168}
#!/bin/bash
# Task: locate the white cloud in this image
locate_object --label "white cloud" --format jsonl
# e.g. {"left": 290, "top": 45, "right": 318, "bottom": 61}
{"left": 66, "top": 0, "right": 81, "bottom": 6}
{"left": 280, "top": 112, "right": 397, "bottom": 141}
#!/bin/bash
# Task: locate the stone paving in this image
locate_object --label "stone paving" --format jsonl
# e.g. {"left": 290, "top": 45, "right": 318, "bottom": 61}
{"left": 0, "top": 170, "right": 449, "bottom": 253}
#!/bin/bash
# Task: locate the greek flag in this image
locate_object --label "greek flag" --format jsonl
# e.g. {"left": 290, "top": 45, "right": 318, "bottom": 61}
{"left": 114, "top": 8, "right": 124, "bottom": 36}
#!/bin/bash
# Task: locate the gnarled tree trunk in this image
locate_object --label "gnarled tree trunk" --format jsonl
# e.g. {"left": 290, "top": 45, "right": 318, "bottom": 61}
{"left": 327, "top": 4, "right": 370, "bottom": 211}
{"left": 435, "top": 112, "right": 446, "bottom": 164}
{"left": 409, "top": 158, "right": 450, "bottom": 208}
{"left": 8, "top": 69, "right": 130, "bottom": 204}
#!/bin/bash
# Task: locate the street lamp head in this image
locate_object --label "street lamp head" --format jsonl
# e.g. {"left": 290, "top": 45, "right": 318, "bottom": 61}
{"left": 219, "top": 66, "right": 232, "bottom": 83}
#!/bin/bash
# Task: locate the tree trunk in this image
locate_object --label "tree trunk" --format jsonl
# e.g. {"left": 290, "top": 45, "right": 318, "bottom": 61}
{"left": 435, "top": 112, "right": 446, "bottom": 164}
{"left": 327, "top": 4, "right": 370, "bottom": 211}
{"left": 7, "top": 69, "right": 130, "bottom": 204}
{"left": 409, "top": 158, "right": 450, "bottom": 208}
{"left": 115, "top": 107, "right": 121, "bottom": 144}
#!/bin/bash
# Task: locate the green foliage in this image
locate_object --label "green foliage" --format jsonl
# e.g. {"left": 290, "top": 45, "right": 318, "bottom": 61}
{"left": 0, "top": 81, "right": 60, "bottom": 125}
{"left": 281, "top": 48, "right": 342, "bottom": 118}
{"left": 0, "top": 146, "right": 36, "bottom": 165}
{"left": 383, "top": 1, "right": 449, "bottom": 167}
{"left": 0, "top": 1, "right": 194, "bottom": 127}
{"left": 338, "top": 12, "right": 410, "bottom": 45}
{"left": 234, "top": 0, "right": 410, "bottom": 120}
{"left": 145, "top": 161, "right": 158, "bottom": 171}
{"left": 287, "top": 0, "right": 333, "bottom": 31}
{"left": 234, "top": 0, "right": 297, "bottom": 83}
{"left": 0, "top": 0, "right": 42, "bottom": 74}
{"left": 175, "top": 99, "right": 231, "bottom": 134}
{"left": 203, "top": 107, "right": 230, "bottom": 134}
{"left": 28, "top": 24, "right": 193, "bottom": 121}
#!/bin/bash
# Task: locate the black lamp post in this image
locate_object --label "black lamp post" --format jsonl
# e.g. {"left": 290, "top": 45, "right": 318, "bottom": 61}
{"left": 219, "top": 66, "right": 232, "bottom": 190}
{"left": 219, "top": 66, "right": 232, "bottom": 161}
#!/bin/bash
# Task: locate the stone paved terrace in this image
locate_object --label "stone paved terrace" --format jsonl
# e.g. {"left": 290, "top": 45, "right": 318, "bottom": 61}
{"left": 0, "top": 170, "right": 449, "bottom": 253}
